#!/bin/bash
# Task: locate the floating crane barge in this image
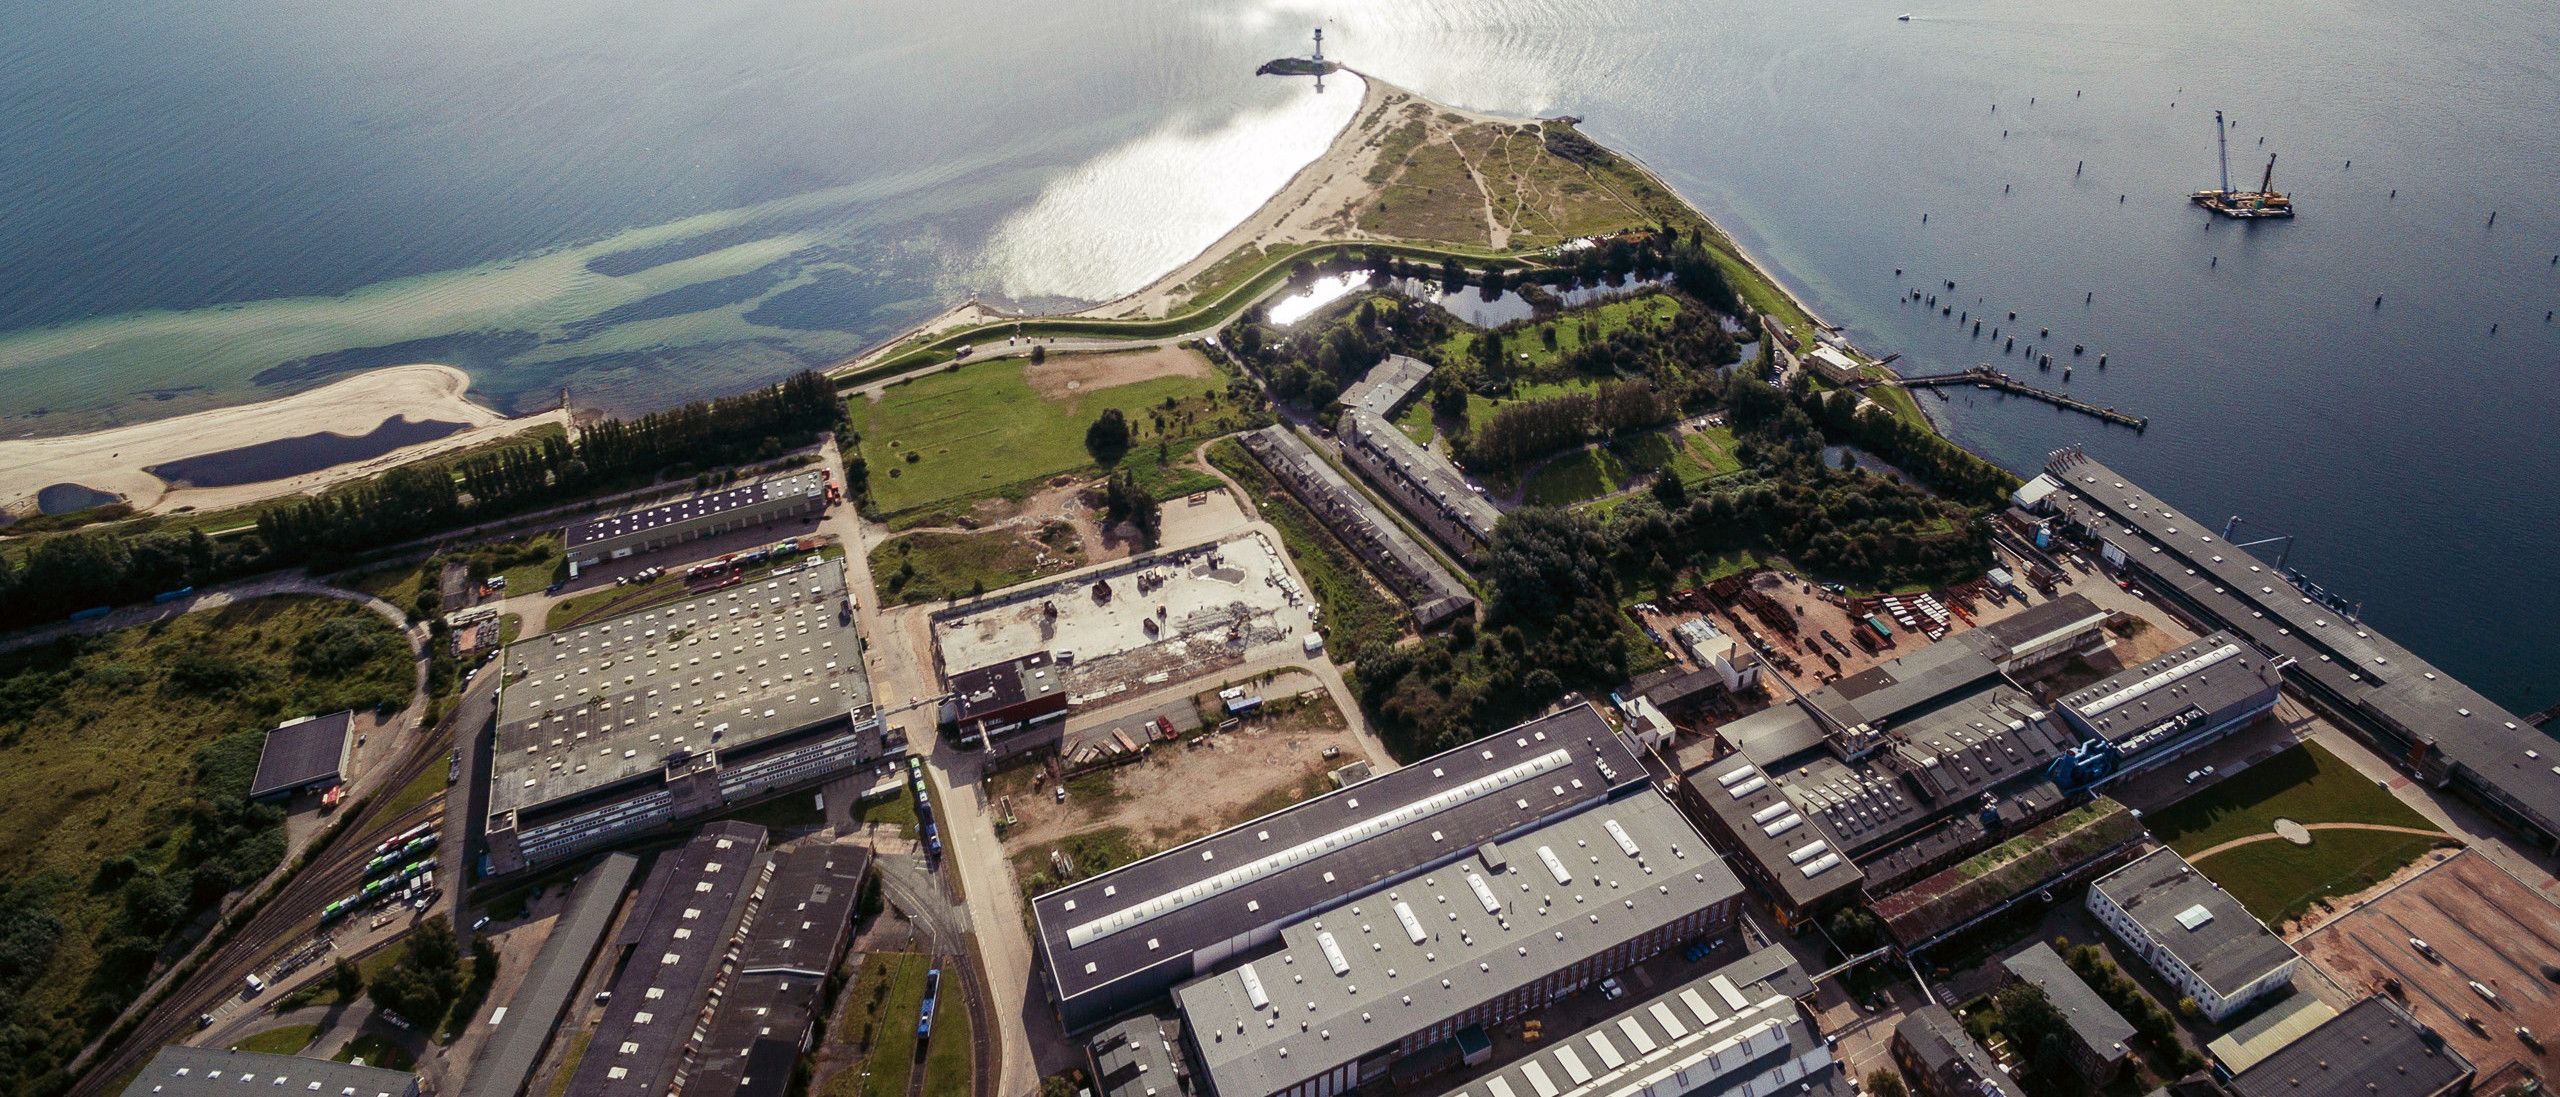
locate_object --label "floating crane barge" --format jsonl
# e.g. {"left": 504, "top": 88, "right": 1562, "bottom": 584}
{"left": 2191, "top": 109, "right": 2294, "bottom": 218}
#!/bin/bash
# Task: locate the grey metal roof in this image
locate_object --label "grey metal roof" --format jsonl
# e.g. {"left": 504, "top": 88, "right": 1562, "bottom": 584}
{"left": 949, "top": 651, "right": 1063, "bottom": 722}
{"left": 738, "top": 842, "right": 868, "bottom": 975}
{"left": 1962, "top": 593, "right": 2109, "bottom": 663}
{"left": 1338, "top": 410, "right": 1501, "bottom": 541}
{"left": 2092, "top": 849, "right": 2297, "bottom": 998}
{"left": 249, "top": 711, "right": 355, "bottom": 799}
{"left": 2228, "top": 996, "right": 2472, "bottom": 1097}
{"left": 2002, "top": 943, "right": 2136, "bottom": 1065}
{"left": 1896, "top": 1004, "right": 2025, "bottom": 1097}
{"left": 121, "top": 1047, "right": 417, "bottom": 1097}
{"left": 1686, "top": 754, "right": 1864, "bottom": 909}
{"left": 1340, "top": 355, "right": 1435, "bottom": 420}
{"left": 1723, "top": 704, "right": 1829, "bottom": 770}
{"left": 566, "top": 471, "right": 824, "bottom": 549}
{"left": 1174, "top": 789, "right": 1743, "bottom": 1097}
{"left": 1238, "top": 426, "right": 1473, "bottom": 625}
{"left": 569, "top": 822, "right": 770, "bottom": 1097}
{"left": 492, "top": 560, "right": 868, "bottom": 818}
{"left": 688, "top": 843, "right": 867, "bottom": 1097}
{"left": 1091, "top": 1013, "right": 1196, "bottom": 1097}
{"left": 2042, "top": 454, "right": 2560, "bottom": 840}
{"left": 2061, "top": 631, "right": 2280, "bottom": 749}
{"left": 1034, "top": 705, "right": 1639, "bottom": 1010}
{"left": 460, "top": 852, "right": 640, "bottom": 1097}
{"left": 1815, "top": 642, "right": 2007, "bottom": 734}
{"left": 1425, "top": 945, "right": 1838, "bottom": 1097}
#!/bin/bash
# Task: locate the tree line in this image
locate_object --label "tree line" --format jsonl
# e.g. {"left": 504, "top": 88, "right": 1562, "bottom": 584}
{"left": 0, "top": 372, "right": 844, "bottom": 628}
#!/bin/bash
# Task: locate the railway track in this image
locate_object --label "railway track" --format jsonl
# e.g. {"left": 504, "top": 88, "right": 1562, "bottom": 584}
{"left": 71, "top": 680, "right": 477, "bottom": 1095}
{"left": 904, "top": 948, "right": 999, "bottom": 1097}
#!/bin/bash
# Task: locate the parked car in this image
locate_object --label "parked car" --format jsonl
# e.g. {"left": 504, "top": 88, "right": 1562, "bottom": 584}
{"left": 1599, "top": 977, "right": 1626, "bottom": 1001}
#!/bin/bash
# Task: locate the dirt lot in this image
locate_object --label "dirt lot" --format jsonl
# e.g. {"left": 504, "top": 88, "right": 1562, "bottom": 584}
{"left": 2294, "top": 851, "right": 2560, "bottom": 1091}
{"left": 993, "top": 680, "right": 1353, "bottom": 861}
{"left": 1023, "top": 346, "right": 1213, "bottom": 400}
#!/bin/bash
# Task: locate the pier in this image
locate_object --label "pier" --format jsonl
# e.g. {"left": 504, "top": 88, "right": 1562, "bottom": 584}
{"left": 1859, "top": 365, "right": 2149, "bottom": 429}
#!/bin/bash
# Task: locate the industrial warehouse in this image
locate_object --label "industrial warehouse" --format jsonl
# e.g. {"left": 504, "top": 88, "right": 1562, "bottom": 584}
{"left": 484, "top": 560, "right": 891, "bottom": 873}
{"left": 1413, "top": 945, "right": 1842, "bottom": 1097}
{"left": 2026, "top": 448, "right": 2560, "bottom": 851}
{"left": 1237, "top": 425, "right": 1474, "bottom": 629}
{"left": 1169, "top": 789, "right": 1744, "bottom": 1097}
{"left": 2086, "top": 848, "right": 2300, "bottom": 1023}
{"left": 565, "top": 469, "right": 829, "bottom": 568}
{"left": 247, "top": 710, "right": 356, "bottom": 802}
{"left": 555, "top": 823, "right": 870, "bottom": 1097}
{"left": 1030, "top": 704, "right": 1757, "bottom": 1097}
{"left": 1677, "top": 621, "right": 2105, "bottom": 928}
{"left": 1034, "top": 705, "right": 1651, "bottom": 1031}
{"left": 570, "top": 822, "right": 772, "bottom": 1097}
{"left": 2056, "top": 630, "right": 2283, "bottom": 776}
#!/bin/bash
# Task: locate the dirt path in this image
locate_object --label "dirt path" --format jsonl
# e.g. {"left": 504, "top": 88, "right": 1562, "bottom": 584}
{"left": 1437, "top": 121, "right": 1509, "bottom": 250}
{"left": 2186, "top": 822, "right": 2454, "bottom": 862}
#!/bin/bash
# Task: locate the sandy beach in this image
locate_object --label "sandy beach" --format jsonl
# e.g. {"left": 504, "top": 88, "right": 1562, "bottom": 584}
{"left": 0, "top": 364, "right": 562, "bottom": 519}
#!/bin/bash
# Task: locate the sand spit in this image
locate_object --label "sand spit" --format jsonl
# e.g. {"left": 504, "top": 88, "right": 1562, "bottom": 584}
{"left": 0, "top": 364, "right": 562, "bottom": 519}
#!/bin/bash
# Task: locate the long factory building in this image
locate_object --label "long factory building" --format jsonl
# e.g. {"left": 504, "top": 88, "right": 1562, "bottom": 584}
{"left": 565, "top": 470, "right": 828, "bottom": 568}
{"left": 1415, "top": 944, "right": 1843, "bottom": 1097}
{"left": 1034, "top": 704, "right": 1754, "bottom": 1097}
{"left": 2027, "top": 449, "right": 2560, "bottom": 851}
{"left": 1171, "top": 785, "right": 1746, "bottom": 1097}
{"left": 485, "top": 560, "right": 893, "bottom": 874}
{"left": 1034, "top": 705, "right": 1643, "bottom": 1032}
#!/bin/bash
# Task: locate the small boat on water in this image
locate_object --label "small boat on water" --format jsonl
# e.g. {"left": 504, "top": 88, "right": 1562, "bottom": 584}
{"left": 1898, "top": 13, "right": 1912, "bottom": 20}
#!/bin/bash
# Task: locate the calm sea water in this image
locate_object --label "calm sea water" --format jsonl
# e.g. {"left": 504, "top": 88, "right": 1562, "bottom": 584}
{"left": 3, "top": 0, "right": 2554, "bottom": 710}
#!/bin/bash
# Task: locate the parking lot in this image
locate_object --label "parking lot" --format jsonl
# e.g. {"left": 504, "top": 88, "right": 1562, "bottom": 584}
{"left": 2294, "top": 850, "right": 2560, "bottom": 1090}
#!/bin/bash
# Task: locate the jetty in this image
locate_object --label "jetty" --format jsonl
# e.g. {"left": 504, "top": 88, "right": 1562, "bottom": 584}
{"left": 1859, "top": 365, "right": 2149, "bottom": 430}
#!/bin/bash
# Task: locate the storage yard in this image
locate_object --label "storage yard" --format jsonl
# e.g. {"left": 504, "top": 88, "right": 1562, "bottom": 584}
{"left": 2293, "top": 851, "right": 2560, "bottom": 1091}
{"left": 931, "top": 533, "right": 1315, "bottom": 707}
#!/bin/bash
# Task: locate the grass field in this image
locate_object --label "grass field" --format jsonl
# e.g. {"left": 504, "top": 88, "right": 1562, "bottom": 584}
{"left": 855, "top": 354, "right": 1241, "bottom": 516}
{"left": 829, "top": 953, "right": 932, "bottom": 1097}
{"left": 0, "top": 595, "right": 414, "bottom": 1085}
{"left": 872, "top": 523, "right": 1081, "bottom": 606}
{"left": 922, "top": 961, "right": 975, "bottom": 1097}
{"left": 333, "top": 1032, "right": 417, "bottom": 1070}
{"left": 2197, "top": 829, "right": 2447, "bottom": 926}
{"left": 1522, "top": 446, "right": 1625, "bottom": 507}
{"left": 230, "top": 1024, "right": 319, "bottom": 1055}
{"left": 1357, "top": 109, "right": 1662, "bottom": 248}
{"left": 382, "top": 763, "right": 449, "bottom": 818}
{"left": 1439, "top": 294, "right": 1681, "bottom": 380}
{"left": 2150, "top": 742, "right": 2446, "bottom": 925}
{"left": 1206, "top": 440, "right": 1408, "bottom": 656}
{"left": 544, "top": 574, "right": 682, "bottom": 631}
{"left": 2146, "top": 743, "right": 2435, "bottom": 854}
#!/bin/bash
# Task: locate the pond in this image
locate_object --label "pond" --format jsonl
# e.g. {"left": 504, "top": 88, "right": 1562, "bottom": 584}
{"left": 1386, "top": 275, "right": 1671, "bottom": 328}
{"left": 35, "top": 482, "right": 120, "bottom": 515}
{"left": 147, "top": 416, "right": 469, "bottom": 488}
